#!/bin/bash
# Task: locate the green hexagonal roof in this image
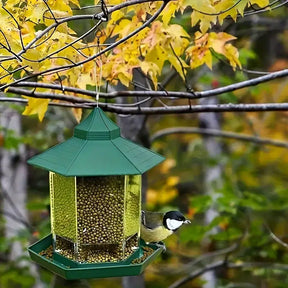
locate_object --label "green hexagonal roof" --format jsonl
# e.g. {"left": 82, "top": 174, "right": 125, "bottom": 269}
{"left": 28, "top": 108, "right": 164, "bottom": 176}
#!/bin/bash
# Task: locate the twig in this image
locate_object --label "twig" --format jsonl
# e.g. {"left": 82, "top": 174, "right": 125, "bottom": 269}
{"left": 168, "top": 260, "right": 226, "bottom": 288}
{"left": 265, "top": 223, "right": 288, "bottom": 249}
{"left": 36, "top": 20, "right": 103, "bottom": 62}
{"left": 150, "top": 127, "right": 288, "bottom": 149}
{"left": 168, "top": 260, "right": 288, "bottom": 288}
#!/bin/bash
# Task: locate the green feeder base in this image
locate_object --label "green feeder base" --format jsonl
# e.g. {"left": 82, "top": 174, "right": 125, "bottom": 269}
{"left": 28, "top": 235, "right": 164, "bottom": 279}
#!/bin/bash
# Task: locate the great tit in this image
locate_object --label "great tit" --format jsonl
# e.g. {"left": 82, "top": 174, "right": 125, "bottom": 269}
{"left": 140, "top": 210, "right": 191, "bottom": 243}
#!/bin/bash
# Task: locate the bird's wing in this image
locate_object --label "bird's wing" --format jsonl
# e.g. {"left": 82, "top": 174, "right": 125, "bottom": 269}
{"left": 141, "top": 210, "right": 164, "bottom": 230}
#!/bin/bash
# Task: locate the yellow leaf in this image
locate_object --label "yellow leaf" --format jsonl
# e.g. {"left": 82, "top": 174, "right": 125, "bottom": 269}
{"left": 22, "top": 97, "right": 49, "bottom": 122}
{"left": 145, "top": 45, "right": 167, "bottom": 72}
{"left": 167, "top": 176, "right": 179, "bottom": 186}
{"left": 209, "top": 32, "right": 241, "bottom": 69}
{"left": 186, "top": 33, "right": 213, "bottom": 69}
{"left": 185, "top": 0, "right": 217, "bottom": 32}
{"left": 223, "top": 43, "right": 242, "bottom": 69}
{"left": 69, "top": 0, "right": 80, "bottom": 8}
{"left": 168, "top": 50, "right": 188, "bottom": 80}
{"left": 140, "top": 61, "right": 160, "bottom": 89}
{"left": 25, "top": 1, "right": 47, "bottom": 23}
{"left": 77, "top": 74, "right": 93, "bottom": 90}
{"left": 250, "top": 0, "right": 269, "bottom": 8}
{"left": 209, "top": 32, "right": 237, "bottom": 55}
{"left": 118, "top": 73, "right": 130, "bottom": 87}
{"left": 162, "top": 2, "right": 178, "bottom": 26}
{"left": 71, "top": 108, "right": 82, "bottom": 123}
{"left": 166, "top": 24, "right": 190, "bottom": 54}
{"left": 184, "top": 0, "right": 215, "bottom": 13}
{"left": 191, "top": 11, "right": 217, "bottom": 33}
{"left": 142, "top": 21, "right": 163, "bottom": 48}
{"left": 105, "top": 0, "right": 122, "bottom": 4}
{"left": 215, "top": 0, "right": 239, "bottom": 24}
{"left": 159, "top": 158, "right": 176, "bottom": 173}
{"left": 111, "top": 10, "right": 124, "bottom": 23}
{"left": 22, "top": 49, "right": 43, "bottom": 72}
{"left": 236, "top": 0, "right": 249, "bottom": 16}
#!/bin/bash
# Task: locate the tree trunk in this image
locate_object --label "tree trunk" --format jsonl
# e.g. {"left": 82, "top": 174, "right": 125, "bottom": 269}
{"left": 199, "top": 96, "right": 223, "bottom": 288}
{"left": 0, "top": 108, "right": 28, "bottom": 262}
{"left": 0, "top": 106, "right": 44, "bottom": 288}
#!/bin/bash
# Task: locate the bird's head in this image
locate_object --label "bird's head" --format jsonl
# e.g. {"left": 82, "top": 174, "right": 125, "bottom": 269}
{"left": 163, "top": 211, "right": 191, "bottom": 231}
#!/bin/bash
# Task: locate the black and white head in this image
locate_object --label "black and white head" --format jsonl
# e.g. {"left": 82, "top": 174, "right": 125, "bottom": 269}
{"left": 163, "top": 211, "right": 191, "bottom": 231}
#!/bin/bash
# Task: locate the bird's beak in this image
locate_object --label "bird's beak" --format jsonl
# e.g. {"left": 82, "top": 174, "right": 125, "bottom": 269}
{"left": 184, "top": 219, "right": 191, "bottom": 224}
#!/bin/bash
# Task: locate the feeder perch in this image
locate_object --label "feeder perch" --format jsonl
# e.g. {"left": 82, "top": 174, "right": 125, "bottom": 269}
{"left": 28, "top": 108, "right": 165, "bottom": 279}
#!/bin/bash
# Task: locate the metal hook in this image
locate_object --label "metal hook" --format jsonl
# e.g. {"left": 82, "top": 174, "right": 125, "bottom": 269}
{"left": 94, "top": 0, "right": 109, "bottom": 21}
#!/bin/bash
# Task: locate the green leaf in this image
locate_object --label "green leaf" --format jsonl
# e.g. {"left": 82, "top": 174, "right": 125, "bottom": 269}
{"left": 210, "top": 227, "right": 242, "bottom": 241}
{"left": 240, "top": 191, "right": 268, "bottom": 210}
{"left": 179, "top": 224, "right": 208, "bottom": 243}
{"left": 190, "top": 195, "right": 212, "bottom": 214}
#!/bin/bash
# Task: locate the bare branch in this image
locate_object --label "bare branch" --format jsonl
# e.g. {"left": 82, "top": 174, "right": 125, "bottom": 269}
{"left": 3, "top": 94, "right": 288, "bottom": 116}
{"left": 5, "top": 67, "right": 288, "bottom": 101}
{"left": 150, "top": 127, "right": 288, "bottom": 149}
{"left": 265, "top": 223, "right": 288, "bottom": 249}
{"left": 6, "top": 87, "right": 94, "bottom": 104}
{"left": 100, "top": 102, "right": 288, "bottom": 115}
{"left": 168, "top": 260, "right": 288, "bottom": 288}
{"left": 168, "top": 260, "right": 226, "bottom": 288}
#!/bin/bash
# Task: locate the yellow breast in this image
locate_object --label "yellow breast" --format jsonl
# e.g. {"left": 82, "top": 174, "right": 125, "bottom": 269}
{"left": 140, "top": 224, "right": 173, "bottom": 243}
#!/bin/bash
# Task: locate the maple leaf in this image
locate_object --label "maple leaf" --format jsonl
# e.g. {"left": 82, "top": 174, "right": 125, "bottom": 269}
{"left": 140, "top": 61, "right": 160, "bottom": 89}
{"left": 142, "top": 21, "right": 189, "bottom": 82}
{"left": 209, "top": 32, "right": 241, "bottom": 69}
{"left": 215, "top": 0, "right": 239, "bottom": 24}
{"left": 186, "top": 45, "right": 213, "bottom": 69}
{"left": 186, "top": 32, "right": 213, "bottom": 69}
{"left": 250, "top": 0, "right": 270, "bottom": 8}
{"left": 145, "top": 45, "right": 167, "bottom": 74}
{"left": 161, "top": 0, "right": 188, "bottom": 26}
{"left": 186, "top": 32, "right": 240, "bottom": 70}
{"left": 22, "top": 97, "right": 49, "bottom": 122}
{"left": 184, "top": 0, "right": 217, "bottom": 33}
{"left": 222, "top": 43, "right": 241, "bottom": 69}
{"left": 209, "top": 32, "right": 237, "bottom": 55}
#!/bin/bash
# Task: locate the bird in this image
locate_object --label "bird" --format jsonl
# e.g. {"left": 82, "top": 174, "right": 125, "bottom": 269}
{"left": 140, "top": 210, "right": 191, "bottom": 244}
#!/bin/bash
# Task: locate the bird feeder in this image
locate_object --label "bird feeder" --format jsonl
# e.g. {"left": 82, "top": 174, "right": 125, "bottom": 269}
{"left": 28, "top": 108, "right": 165, "bottom": 279}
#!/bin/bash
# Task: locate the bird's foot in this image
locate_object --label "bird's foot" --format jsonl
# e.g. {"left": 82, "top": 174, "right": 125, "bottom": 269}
{"left": 156, "top": 241, "right": 166, "bottom": 253}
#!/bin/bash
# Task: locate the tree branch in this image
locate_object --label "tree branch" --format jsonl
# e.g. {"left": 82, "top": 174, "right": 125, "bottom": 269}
{"left": 150, "top": 127, "right": 288, "bottom": 149}
{"left": 100, "top": 102, "right": 288, "bottom": 114}
{"left": 3, "top": 96, "right": 288, "bottom": 115}
{"left": 168, "top": 260, "right": 288, "bottom": 288}
{"left": 5, "top": 68, "right": 288, "bottom": 101}
{"left": 168, "top": 260, "right": 227, "bottom": 288}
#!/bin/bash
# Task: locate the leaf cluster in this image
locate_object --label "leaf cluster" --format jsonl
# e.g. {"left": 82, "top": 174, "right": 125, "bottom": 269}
{"left": 0, "top": 0, "right": 274, "bottom": 120}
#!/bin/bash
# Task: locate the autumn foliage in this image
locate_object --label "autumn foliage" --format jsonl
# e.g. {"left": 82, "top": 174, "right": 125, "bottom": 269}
{"left": 0, "top": 0, "right": 269, "bottom": 120}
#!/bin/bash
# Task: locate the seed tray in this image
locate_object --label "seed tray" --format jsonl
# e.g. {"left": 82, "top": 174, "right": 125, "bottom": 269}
{"left": 28, "top": 234, "right": 164, "bottom": 279}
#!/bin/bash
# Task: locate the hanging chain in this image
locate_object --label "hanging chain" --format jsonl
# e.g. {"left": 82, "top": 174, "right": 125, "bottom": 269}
{"left": 93, "top": 0, "right": 108, "bottom": 107}
{"left": 95, "top": 29, "right": 103, "bottom": 107}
